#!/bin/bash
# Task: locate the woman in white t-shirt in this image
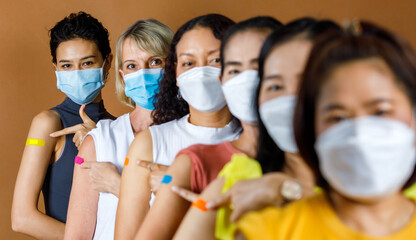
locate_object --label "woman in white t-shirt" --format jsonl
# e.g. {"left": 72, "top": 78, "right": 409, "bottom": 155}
{"left": 115, "top": 14, "right": 241, "bottom": 239}
{"left": 64, "top": 19, "right": 173, "bottom": 240}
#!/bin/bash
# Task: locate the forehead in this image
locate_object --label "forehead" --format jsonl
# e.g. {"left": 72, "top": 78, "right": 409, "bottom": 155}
{"left": 318, "top": 58, "right": 404, "bottom": 104}
{"left": 264, "top": 39, "right": 312, "bottom": 75}
{"left": 176, "top": 27, "right": 220, "bottom": 54}
{"left": 56, "top": 38, "right": 100, "bottom": 59}
{"left": 122, "top": 37, "right": 153, "bottom": 60}
{"left": 224, "top": 30, "right": 269, "bottom": 61}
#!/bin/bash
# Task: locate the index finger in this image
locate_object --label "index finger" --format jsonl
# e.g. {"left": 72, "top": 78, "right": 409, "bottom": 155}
{"left": 49, "top": 125, "right": 80, "bottom": 137}
{"left": 171, "top": 185, "right": 198, "bottom": 203}
{"left": 136, "top": 160, "right": 153, "bottom": 169}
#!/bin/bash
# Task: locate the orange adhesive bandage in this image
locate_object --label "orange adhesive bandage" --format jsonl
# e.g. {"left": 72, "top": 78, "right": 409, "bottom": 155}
{"left": 191, "top": 198, "right": 208, "bottom": 212}
{"left": 124, "top": 157, "right": 129, "bottom": 166}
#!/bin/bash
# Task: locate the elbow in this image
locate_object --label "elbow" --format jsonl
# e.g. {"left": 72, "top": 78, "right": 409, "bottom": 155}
{"left": 11, "top": 210, "right": 26, "bottom": 233}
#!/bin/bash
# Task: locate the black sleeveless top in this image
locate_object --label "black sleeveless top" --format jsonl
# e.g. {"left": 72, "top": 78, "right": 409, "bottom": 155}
{"left": 42, "top": 98, "right": 115, "bottom": 223}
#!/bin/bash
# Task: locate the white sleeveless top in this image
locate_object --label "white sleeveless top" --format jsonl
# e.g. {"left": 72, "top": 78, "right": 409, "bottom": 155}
{"left": 87, "top": 113, "right": 133, "bottom": 240}
{"left": 149, "top": 114, "right": 241, "bottom": 165}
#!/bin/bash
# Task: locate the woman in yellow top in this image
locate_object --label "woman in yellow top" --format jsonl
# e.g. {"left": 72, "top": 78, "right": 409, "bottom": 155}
{"left": 237, "top": 21, "right": 416, "bottom": 240}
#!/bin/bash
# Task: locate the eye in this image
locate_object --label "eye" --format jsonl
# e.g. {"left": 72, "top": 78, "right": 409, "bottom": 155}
{"left": 267, "top": 84, "right": 283, "bottom": 91}
{"left": 374, "top": 109, "right": 390, "bottom": 117}
{"left": 61, "top": 64, "right": 71, "bottom": 69}
{"left": 182, "top": 62, "right": 192, "bottom": 67}
{"left": 228, "top": 69, "right": 240, "bottom": 75}
{"left": 326, "top": 115, "right": 346, "bottom": 124}
{"left": 150, "top": 59, "right": 162, "bottom": 66}
{"left": 212, "top": 58, "right": 221, "bottom": 63}
{"left": 127, "top": 64, "right": 136, "bottom": 70}
{"left": 82, "top": 61, "right": 94, "bottom": 67}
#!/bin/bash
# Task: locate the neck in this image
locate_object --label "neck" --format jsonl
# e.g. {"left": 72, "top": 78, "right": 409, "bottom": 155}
{"left": 231, "top": 122, "right": 258, "bottom": 158}
{"left": 91, "top": 92, "right": 103, "bottom": 103}
{"left": 329, "top": 190, "right": 415, "bottom": 237}
{"left": 129, "top": 105, "right": 153, "bottom": 135}
{"left": 188, "top": 105, "right": 233, "bottom": 128}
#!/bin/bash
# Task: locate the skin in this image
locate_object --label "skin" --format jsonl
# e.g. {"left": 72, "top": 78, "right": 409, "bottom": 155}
{"left": 11, "top": 38, "right": 111, "bottom": 240}
{"left": 134, "top": 30, "right": 268, "bottom": 240}
{"left": 315, "top": 58, "right": 415, "bottom": 237}
{"left": 115, "top": 27, "right": 233, "bottom": 240}
{"left": 173, "top": 38, "right": 319, "bottom": 239}
{"left": 64, "top": 37, "right": 161, "bottom": 239}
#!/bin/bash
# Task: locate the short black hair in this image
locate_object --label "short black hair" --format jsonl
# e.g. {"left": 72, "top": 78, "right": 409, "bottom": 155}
{"left": 256, "top": 18, "right": 341, "bottom": 173}
{"left": 49, "top": 11, "right": 111, "bottom": 63}
{"left": 220, "top": 16, "right": 283, "bottom": 75}
{"left": 152, "top": 14, "right": 235, "bottom": 125}
{"left": 294, "top": 21, "right": 416, "bottom": 190}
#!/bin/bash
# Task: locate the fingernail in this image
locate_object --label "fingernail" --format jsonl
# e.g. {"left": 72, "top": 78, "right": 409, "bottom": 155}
{"left": 136, "top": 160, "right": 141, "bottom": 164}
{"left": 171, "top": 186, "right": 178, "bottom": 192}
{"left": 49, "top": 133, "right": 54, "bottom": 137}
{"left": 206, "top": 202, "right": 214, "bottom": 209}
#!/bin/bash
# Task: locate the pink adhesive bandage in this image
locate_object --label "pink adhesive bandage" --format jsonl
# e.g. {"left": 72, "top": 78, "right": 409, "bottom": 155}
{"left": 74, "top": 156, "right": 84, "bottom": 165}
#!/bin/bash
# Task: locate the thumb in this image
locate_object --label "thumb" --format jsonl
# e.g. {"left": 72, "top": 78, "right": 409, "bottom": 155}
{"left": 79, "top": 104, "right": 94, "bottom": 124}
{"left": 206, "top": 191, "right": 231, "bottom": 209}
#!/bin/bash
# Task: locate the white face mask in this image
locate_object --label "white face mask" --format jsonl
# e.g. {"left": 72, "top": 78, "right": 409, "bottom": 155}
{"left": 316, "top": 116, "right": 416, "bottom": 200}
{"left": 222, "top": 70, "right": 260, "bottom": 124}
{"left": 177, "top": 66, "right": 226, "bottom": 113}
{"left": 259, "top": 95, "right": 298, "bottom": 153}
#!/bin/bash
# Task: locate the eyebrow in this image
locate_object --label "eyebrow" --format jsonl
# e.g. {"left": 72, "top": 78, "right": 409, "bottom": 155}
{"left": 264, "top": 74, "right": 283, "bottom": 81}
{"left": 364, "top": 98, "right": 392, "bottom": 107}
{"left": 58, "top": 55, "right": 96, "bottom": 63}
{"left": 322, "top": 103, "right": 345, "bottom": 113}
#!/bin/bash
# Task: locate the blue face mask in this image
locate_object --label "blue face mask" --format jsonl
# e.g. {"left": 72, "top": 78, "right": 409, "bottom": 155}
{"left": 56, "top": 61, "right": 106, "bottom": 105}
{"left": 124, "top": 68, "right": 163, "bottom": 110}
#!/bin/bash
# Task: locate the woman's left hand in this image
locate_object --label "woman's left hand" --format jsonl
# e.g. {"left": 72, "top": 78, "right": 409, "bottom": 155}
{"left": 80, "top": 161, "right": 121, "bottom": 197}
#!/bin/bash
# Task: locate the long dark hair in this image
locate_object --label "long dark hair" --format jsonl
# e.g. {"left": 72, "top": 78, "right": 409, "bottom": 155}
{"left": 294, "top": 21, "right": 416, "bottom": 190}
{"left": 152, "top": 14, "right": 235, "bottom": 125}
{"left": 256, "top": 18, "right": 341, "bottom": 173}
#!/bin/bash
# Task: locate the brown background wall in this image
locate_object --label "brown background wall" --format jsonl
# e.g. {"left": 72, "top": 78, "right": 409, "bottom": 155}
{"left": 1, "top": 0, "right": 415, "bottom": 238}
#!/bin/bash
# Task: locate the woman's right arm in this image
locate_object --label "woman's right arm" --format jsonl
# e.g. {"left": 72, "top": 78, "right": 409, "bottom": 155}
{"left": 11, "top": 110, "right": 65, "bottom": 240}
{"left": 115, "top": 129, "right": 154, "bottom": 240}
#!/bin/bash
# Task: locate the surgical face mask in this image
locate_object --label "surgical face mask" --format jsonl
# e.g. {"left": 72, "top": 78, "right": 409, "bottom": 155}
{"left": 259, "top": 95, "right": 298, "bottom": 153}
{"left": 56, "top": 61, "right": 106, "bottom": 105}
{"left": 124, "top": 68, "right": 163, "bottom": 110}
{"left": 316, "top": 116, "right": 416, "bottom": 200}
{"left": 222, "top": 70, "right": 259, "bottom": 124}
{"left": 177, "top": 66, "right": 226, "bottom": 113}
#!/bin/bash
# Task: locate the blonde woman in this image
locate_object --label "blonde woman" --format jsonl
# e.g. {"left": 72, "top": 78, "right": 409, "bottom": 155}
{"left": 64, "top": 19, "right": 173, "bottom": 240}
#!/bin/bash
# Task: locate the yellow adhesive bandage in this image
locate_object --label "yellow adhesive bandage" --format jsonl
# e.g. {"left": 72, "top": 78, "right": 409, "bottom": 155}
{"left": 26, "top": 138, "right": 45, "bottom": 147}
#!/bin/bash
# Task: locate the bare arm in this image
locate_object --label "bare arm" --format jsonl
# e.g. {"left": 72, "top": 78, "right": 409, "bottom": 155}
{"left": 135, "top": 154, "right": 193, "bottom": 240}
{"left": 64, "top": 136, "right": 99, "bottom": 240}
{"left": 115, "top": 129, "right": 153, "bottom": 240}
{"left": 174, "top": 177, "right": 225, "bottom": 240}
{"left": 11, "top": 110, "right": 65, "bottom": 239}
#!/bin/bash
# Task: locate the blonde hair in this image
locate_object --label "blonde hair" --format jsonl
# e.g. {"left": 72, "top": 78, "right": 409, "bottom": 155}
{"left": 115, "top": 19, "right": 174, "bottom": 108}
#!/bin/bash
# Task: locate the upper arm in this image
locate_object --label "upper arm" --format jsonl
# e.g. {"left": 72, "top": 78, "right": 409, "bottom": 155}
{"left": 12, "top": 110, "right": 62, "bottom": 216}
{"left": 115, "top": 129, "right": 154, "bottom": 240}
{"left": 64, "top": 136, "right": 99, "bottom": 239}
{"left": 135, "top": 153, "right": 193, "bottom": 240}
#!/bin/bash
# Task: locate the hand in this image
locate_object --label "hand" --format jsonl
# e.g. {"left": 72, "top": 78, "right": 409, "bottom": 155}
{"left": 49, "top": 104, "right": 96, "bottom": 149}
{"left": 205, "top": 173, "right": 293, "bottom": 222}
{"left": 171, "top": 185, "right": 200, "bottom": 203}
{"left": 136, "top": 160, "right": 169, "bottom": 193}
{"left": 80, "top": 161, "right": 121, "bottom": 197}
